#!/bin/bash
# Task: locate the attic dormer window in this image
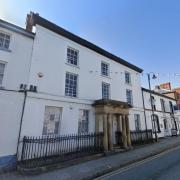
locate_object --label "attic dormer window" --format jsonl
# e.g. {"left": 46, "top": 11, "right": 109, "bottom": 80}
{"left": 0, "top": 32, "right": 10, "bottom": 50}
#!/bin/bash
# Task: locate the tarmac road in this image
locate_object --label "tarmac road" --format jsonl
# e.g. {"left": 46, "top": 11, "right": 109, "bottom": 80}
{"left": 96, "top": 146, "right": 180, "bottom": 180}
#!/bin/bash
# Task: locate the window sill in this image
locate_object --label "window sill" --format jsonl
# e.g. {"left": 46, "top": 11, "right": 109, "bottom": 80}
{"left": 0, "top": 47, "right": 11, "bottom": 52}
{"left": 101, "top": 74, "right": 111, "bottom": 79}
{"left": 65, "top": 62, "right": 80, "bottom": 69}
{"left": 125, "top": 82, "right": 132, "bottom": 86}
{"left": 64, "top": 95, "right": 78, "bottom": 99}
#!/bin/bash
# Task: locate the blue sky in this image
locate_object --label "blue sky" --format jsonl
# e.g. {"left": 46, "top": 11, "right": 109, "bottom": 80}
{"left": 1, "top": 0, "right": 180, "bottom": 88}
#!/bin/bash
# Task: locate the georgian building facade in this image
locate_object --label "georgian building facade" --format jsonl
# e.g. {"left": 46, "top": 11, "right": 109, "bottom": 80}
{"left": 0, "top": 12, "right": 178, "bottom": 169}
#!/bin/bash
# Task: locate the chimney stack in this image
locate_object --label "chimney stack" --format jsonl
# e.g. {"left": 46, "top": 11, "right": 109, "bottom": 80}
{"left": 26, "top": 11, "right": 39, "bottom": 32}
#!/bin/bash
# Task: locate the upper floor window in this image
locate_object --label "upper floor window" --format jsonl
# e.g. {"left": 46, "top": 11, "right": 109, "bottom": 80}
{"left": 169, "top": 101, "right": 174, "bottom": 113}
{"left": 67, "top": 47, "right": 79, "bottom": 66}
{"left": 101, "top": 62, "right": 109, "bottom": 77}
{"left": 160, "top": 99, "right": 165, "bottom": 112}
{"left": 151, "top": 96, "right": 156, "bottom": 111}
{"left": 65, "top": 72, "right": 78, "bottom": 97}
{"left": 0, "top": 62, "right": 5, "bottom": 86}
{"left": 126, "top": 89, "right": 133, "bottom": 105}
{"left": 102, "top": 82, "right": 110, "bottom": 99}
{"left": 78, "top": 109, "right": 89, "bottom": 133}
{"left": 125, "top": 71, "right": 131, "bottom": 84}
{"left": 0, "top": 32, "right": 10, "bottom": 50}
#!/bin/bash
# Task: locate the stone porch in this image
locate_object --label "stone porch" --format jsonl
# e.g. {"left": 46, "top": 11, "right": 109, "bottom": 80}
{"left": 93, "top": 99, "right": 132, "bottom": 152}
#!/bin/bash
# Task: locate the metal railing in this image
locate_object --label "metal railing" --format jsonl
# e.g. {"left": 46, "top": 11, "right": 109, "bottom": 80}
{"left": 171, "top": 129, "right": 178, "bottom": 136}
{"left": 116, "top": 130, "right": 153, "bottom": 147}
{"left": 19, "top": 132, "right": 104, "bottom": 167}
{"left": 131, "top": 130, "right": 153, "bottom": 145}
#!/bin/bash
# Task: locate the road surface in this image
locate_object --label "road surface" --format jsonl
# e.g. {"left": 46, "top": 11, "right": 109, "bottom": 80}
{"left": 96, "top": 146, "right": 180, "bottom": 180}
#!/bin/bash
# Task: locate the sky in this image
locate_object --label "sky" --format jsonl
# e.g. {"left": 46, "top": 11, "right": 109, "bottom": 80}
{"left": 1, "top": 0, "right": 180, "bottom": 89}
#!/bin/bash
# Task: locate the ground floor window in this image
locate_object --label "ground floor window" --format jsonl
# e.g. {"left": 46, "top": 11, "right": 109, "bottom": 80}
{"left": 163, "top": 119, "right": 168, "bottom": 130}
{"left": 134, "top": 114, "right": 141, "bottom": 131}
{"left": 0, "top": 62, "right": 5, "bottom": 85}
{"left": 42, "top": 106, "right": 62, "bottom": 135}
{"left": 171, "top": 118, "right": 177, "bottom": 130}
{"left": 152, "top": 114, "right": 161, "bottom": 133}
{"left": 78, "top": 109, "right": 89, "bottom": 133}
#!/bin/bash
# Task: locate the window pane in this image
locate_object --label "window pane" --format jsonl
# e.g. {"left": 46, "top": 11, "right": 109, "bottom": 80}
{"left": 125, "top": 72, "right": 131, "bottom": 84}
{"left": 0, "top": 32, "right": 10, "bottom": 49}
{"left": 126, "top": 89, "right": 133, "bottom": 105}
{"left": 0, "top": 63, "right": 5, "bottom": 85}
{"left": 101, "top": 62, "right": 109, "bottom": 76}
{"left": 102, "top": 83, "right": 110, "bottom": 99}
{"left": 67, "top": 47, "right": 78, "bottom": 66}
{"left": 65, "top": 73, "right": 78, "bottom": 97}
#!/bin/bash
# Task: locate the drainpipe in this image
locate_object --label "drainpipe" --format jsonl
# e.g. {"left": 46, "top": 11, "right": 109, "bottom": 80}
{"left": 16, "top": 90, "right": 27, "bottom": 159}
{"left": 141, "top": 89, "right": 148, "bottom": 139}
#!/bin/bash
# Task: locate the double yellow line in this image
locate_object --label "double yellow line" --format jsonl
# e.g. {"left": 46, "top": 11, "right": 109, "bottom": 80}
{"left": 95, "top": 145, "right": 180, "bottom": 179}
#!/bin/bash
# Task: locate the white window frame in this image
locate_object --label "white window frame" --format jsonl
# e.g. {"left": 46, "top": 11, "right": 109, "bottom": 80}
{"left": 0, "top": 61, "right": 6, "bottom": 86}
{"left": 66, "top": 47, "right": 79, "bottom": 67}
{"left": 125, "top": 71, "right": 131, "bottom": 85}
{"left": 126, "top": 89, "right": 133, "bottom": 105}
{"left": 65, "top": 72, "right": 78, "bottom": 98}
{"left": 102, "top": 82, "right": 110, "bottom": 99}
{"left": 78, "top": 109, "right": 89, "bottom": 134}
{"left": 101, "top": 61, "right": 110, "bottom": 77}
{"left": 0, "top": 31, "right": 11, "bottom": 51}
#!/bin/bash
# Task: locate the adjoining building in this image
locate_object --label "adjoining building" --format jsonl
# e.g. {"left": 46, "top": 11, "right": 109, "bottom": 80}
{"left": 142, "top": 88, "right": 179, "bottom": 138}
{"left": 0, "top": 19, "right": 34, "bottom": 170}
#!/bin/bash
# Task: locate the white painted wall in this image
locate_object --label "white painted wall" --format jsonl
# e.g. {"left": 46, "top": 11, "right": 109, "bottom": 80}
{"left": 0, "top": 26, "right": 33, "bottom": 90}
{"left": 21, "top": 25, "right": 144, "bottom": 136}
{"left": 142, "top": 90, "right": 177, "bottom": 138}
{"left": 28, "top": 25, "right": 143, "bottom": 106}
{"left": 21, "top": 92, "right": 95, "bottom": 137}
{"left": 0, "top": 90, "right": 24, "bottom": 157}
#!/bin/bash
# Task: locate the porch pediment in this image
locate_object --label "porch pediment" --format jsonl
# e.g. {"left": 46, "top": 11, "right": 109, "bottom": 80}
{"left": 93, "top": 99, "right": 132, "bottom": 114}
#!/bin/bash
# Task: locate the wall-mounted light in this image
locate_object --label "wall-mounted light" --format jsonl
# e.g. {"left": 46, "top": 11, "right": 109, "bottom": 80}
{"left": 37, "top": 72, "right": 44, "bottom": 78}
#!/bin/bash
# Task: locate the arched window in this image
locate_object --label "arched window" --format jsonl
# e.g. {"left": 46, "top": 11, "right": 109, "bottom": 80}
{"left": 152, "top": 114, "right": 161, "bottom": 133}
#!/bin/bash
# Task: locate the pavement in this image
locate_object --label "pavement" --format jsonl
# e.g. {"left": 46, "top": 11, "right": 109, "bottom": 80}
{"left": 96, "top": 144, "right": 180, "bottom": 180}
{"left": 1, "top": 136, "right": 180, "bottom": 180}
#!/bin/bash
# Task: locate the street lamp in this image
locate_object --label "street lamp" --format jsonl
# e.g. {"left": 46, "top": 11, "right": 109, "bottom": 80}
{"left": 147, "top": 73, "right": 158, "bottom": 142}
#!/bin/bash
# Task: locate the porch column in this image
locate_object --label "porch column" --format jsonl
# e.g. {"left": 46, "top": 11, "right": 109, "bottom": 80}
{"left": 103, "top": 114, "right": 108, "bottom": 151}
{"left": 117, "top": 114, "right": 122, "bottom": 132}
{"left": 108, "top": 114, "right": 113, "bottom": 151}
{"left": 116, "top": 114, "right": 122, "bottom": 147}
{"left": 95, "top": 114, "right": 100, "bottom": 133}
{"left": 122, "top": 114, "right": 127, "bottom": 149}
{"left": 125, "top": 114, "right": 132, "bottom": 147}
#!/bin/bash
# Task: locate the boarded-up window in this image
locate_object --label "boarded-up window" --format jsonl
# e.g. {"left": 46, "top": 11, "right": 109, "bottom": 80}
{"left": 43, "top": 106, "right": 62, "bottom": 135}
{"left": 78, "top": 110, "right": 89, "bottom": 133}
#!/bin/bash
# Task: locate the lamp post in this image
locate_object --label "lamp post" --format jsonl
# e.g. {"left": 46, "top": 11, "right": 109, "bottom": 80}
{"left": 147, "top": 73, "right": 158, "bottom": 142}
